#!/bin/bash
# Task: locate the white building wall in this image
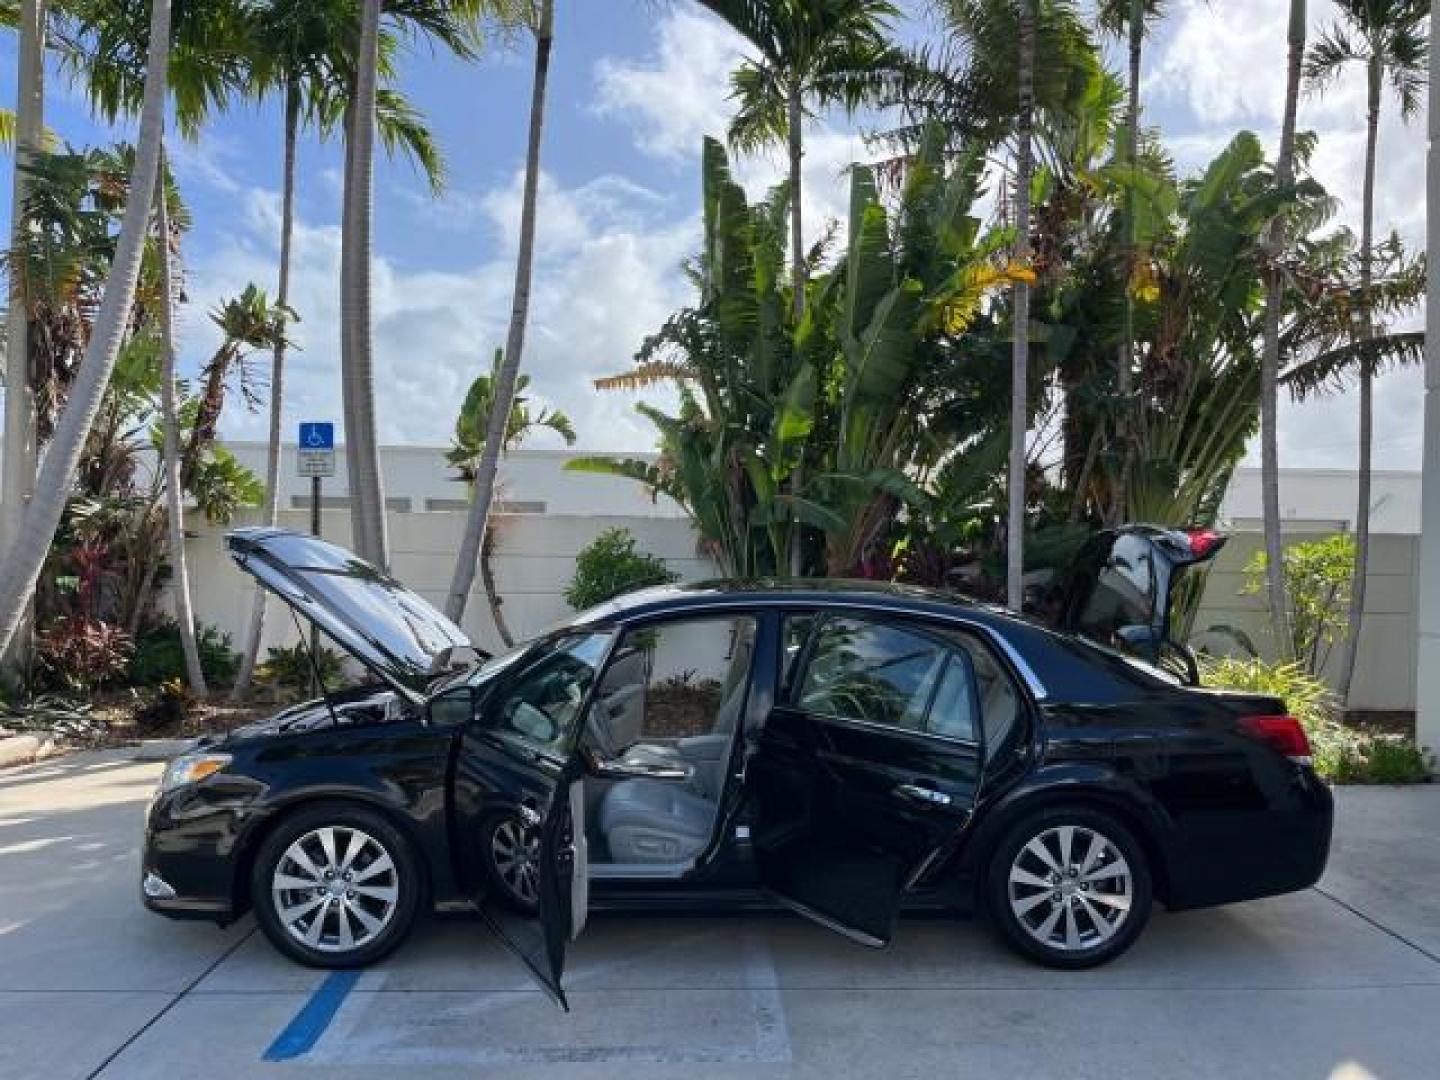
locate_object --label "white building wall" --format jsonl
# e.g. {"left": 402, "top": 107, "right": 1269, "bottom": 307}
{"left": 186, "top": 509, "right": 716, "bottom": 660}
{"left": 222, "top": 442, "right": 687, "bottom": 519}
{"left": 1189, "top": 531, "right": 1417, "bottom": 712}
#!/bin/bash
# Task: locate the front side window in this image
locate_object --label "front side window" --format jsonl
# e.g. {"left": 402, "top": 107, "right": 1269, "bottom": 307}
{"left": 792, "top": 617, "right": 978, "bottom": 741}
{"left": 491, "top": 632, "right": 613, "bottom": 756}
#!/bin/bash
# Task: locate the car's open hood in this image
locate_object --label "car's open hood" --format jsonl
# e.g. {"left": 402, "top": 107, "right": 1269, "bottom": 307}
{"left": 226, "top": 528, "right": 472, "bottom": 705}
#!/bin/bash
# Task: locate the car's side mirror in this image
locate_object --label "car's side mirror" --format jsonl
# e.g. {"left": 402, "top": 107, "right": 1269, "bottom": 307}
{"left": 582, "top": 748, "right": 692, "bottom": 783}
{"left": 427, "top": 684, "right": 478, "bottom": 728}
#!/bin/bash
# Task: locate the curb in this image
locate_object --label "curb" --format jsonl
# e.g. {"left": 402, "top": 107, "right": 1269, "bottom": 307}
{"left": 0, "top": 732, "right": 62, "bottom": 770}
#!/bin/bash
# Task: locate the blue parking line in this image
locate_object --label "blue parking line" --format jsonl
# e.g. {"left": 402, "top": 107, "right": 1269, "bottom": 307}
{"left": 262, "top": 970, "right": 361, "bottom": 1062}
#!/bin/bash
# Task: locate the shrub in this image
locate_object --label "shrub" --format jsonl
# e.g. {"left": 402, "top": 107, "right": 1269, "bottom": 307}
{"left": 1239, "top": 533, "right": 1353, "bottom": 677}
{"left": 1200, "top": 656, "right": 1431, "bottom": 784}
{"left": 258, "top": 642, "right": 348, "bottom": 695}
{"left": 133, "top": 679, "right": 196, "bottom": 734}
{"left": 35, "top": 617, "right": 134, "bottom": 693}
{"left": 565, "top": 528, "right": 679, "bottom": 610}
{"left": 129, "top": 621, "right": 241, "bottom": 689}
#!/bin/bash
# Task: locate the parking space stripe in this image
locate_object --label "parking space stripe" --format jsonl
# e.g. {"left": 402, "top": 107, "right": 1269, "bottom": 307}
{"left": 263, "top": 970, "right": 362, "bottom": 1062}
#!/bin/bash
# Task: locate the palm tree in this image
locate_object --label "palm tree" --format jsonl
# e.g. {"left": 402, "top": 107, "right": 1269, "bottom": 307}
{"left": 447, "top": 347, "right": 575, "bottom": 644}
{"left": 340, "top": 0, "right": 387, "bottom": 567}
{"left": 696, "top": 0, "right": 902, "bottom": 321}
{"left": 152, "top": 144, "right": 205, "bottom": 693}
{"left": 0, "top": 0, "right": 172, "bottom": 658}
{"left": 231, "top": 0, "right": 454, "bottom": 698}
{"left": 1304, "top": 0, "right": 1428, "bottom": 703}
{"left": 1096, "top": 0, "right": 1165, "bottom": 522}
{"left": 1258, "top": 0, "right": 1308, "bottom": 662}
{"left": 340, "top": 0, "right": 490, "bottom": 570}
{"left": 445, "top": 0, "right": 554, "bottom": 623}
{"left": 1, "top": 0, "right": 48, "bottom": 677}
{"left": 1007, "top": 0, "right": 1036, "bottom": 611}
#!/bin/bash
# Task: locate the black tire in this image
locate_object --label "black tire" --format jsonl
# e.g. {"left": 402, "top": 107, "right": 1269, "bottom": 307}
{"left": 984, "top": 805, "right": 1152, "bottom": 969}
{"left": 252, "top": 802, "right": 422, "bottom": 969}
{"left": 478, "top": 813, "right": 541, "bottom": 916}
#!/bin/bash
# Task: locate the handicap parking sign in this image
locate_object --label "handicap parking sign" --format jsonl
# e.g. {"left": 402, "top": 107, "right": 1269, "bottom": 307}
{"left": 297, "top": 422, "right": 336, "bottom": 477}
{"left": 299, "top": 422, "right": 334, "bottom": 450}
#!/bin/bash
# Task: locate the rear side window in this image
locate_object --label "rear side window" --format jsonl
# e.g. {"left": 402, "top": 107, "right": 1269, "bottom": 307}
{"left": 790, "top": 616, "right": 978, "bottom": 742}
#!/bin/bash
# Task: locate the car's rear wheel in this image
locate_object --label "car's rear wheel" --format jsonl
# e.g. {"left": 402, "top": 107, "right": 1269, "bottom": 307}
{"left": 985, "top": 805, "right": 1152, "bottom": 969}
{"left": 252, "top": 803, "right": 421, "bottom": 968}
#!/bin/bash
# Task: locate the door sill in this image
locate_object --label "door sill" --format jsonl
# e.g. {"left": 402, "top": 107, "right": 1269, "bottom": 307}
{"left": 768, "top": 893, "right": 888, "bottom": 948}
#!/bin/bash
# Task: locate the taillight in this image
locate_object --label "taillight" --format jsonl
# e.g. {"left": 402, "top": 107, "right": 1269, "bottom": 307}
{"left": 1185, "top": 528, "right": 1226, "bottom": 561}
{"left": 1238, "top": 714, "right": 1312, "bottom": 765}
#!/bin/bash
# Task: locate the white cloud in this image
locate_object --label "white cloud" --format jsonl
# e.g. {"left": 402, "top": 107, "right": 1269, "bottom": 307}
{"left": 592, "top": 1, "right": 878, "bottom": 249}
{"left": 592, "top": 3, "right": 745, "bottom": 162}
{"left": 184, "top": 171, "right": 694, "bottom": 454}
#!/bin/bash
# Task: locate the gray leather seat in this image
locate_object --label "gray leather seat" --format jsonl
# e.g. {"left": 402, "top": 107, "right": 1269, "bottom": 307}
{"left": 599, "top": 780, "right": 715, "bottom": 864}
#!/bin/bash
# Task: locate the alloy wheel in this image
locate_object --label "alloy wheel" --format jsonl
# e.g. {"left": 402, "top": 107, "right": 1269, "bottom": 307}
{"left": 271, "top": 825, "right": 399, "bottom": 954}
{"left": 491, "top": 818, "right": 540, "bottom": 906}
{"left": 1006, "top": 824, "right": 1133, "bottom": 952}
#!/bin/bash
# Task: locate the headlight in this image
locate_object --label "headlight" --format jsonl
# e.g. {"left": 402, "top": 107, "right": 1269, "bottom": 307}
{"left": 159, "top": 752, "right": 231, "bottom": 793}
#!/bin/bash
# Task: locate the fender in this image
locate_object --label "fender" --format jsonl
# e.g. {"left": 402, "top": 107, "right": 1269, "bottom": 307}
{"left": 230, "top": 768, "right": 458, "bottom": 912}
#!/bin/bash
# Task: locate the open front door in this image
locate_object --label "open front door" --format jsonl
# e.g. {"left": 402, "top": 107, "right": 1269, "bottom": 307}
{"left": 451, "top": 632, "right": 609, "bottom": 1009}
{"left": 747, "top": 614, "right": 985, "bottom": 947}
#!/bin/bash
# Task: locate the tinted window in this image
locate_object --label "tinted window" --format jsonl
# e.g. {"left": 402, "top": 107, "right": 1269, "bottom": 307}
{"left": 1072, "top": 534, "right": 1158, "bottom": 644}
{"left": 492, "top": 632, "right": 612, "bottom": 756}
{"left": 794, "top": 617, "right": 976, "bottom": 740}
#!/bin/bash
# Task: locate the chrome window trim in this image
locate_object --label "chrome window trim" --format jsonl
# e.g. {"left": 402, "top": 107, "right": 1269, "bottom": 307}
{"left": 605, "top": 595, "right": 1051, "bottom": 701}
{"left": 807, "top": 708, "right": 981, "bottom": 750}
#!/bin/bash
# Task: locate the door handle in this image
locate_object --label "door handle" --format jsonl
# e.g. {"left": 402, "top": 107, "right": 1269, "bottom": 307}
{"left": 893, "top": 783, "right": 953, "bottom": 807}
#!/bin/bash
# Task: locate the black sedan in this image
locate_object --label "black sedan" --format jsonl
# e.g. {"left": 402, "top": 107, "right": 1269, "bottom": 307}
{"left": 142, "top": 526, "right": 1331, "bottom": 1005}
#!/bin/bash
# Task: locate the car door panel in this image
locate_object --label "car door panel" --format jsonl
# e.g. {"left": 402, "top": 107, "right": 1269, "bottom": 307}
{"left": 450, "top": 632, "right": 612, "bottom": 1010}
{"left": 747, "top": 615, "right": 985, "bottom": 946}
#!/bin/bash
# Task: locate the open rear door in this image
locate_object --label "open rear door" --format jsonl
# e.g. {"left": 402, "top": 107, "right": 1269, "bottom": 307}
{"left": 1052, "top": 525, "right": 1226, "bottom": 674}
{"left": 450, "top": 632, "right": 610, "bottom": 1009}
{"left": 747, "top": 614, "right": 985, "bottom": 946}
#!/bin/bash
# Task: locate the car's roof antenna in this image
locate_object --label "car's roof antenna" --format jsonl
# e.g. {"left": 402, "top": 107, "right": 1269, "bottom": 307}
{"left": 288, "top": 607, "right": 342, "bottom": 728}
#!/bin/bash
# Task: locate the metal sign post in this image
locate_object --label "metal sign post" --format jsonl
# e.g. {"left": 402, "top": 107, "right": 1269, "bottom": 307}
{"left": 297, "top": 423, "right": 336, "bottom": 694}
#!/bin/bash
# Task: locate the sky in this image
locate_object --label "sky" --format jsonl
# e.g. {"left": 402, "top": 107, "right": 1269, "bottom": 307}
{"left": 0, "top": 0, "right": 1430, "bottom": 471}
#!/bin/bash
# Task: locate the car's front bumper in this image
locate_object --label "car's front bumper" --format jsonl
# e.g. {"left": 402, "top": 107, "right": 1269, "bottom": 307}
{"left": 142, "top": 778, "right": 266, "bottom": 926}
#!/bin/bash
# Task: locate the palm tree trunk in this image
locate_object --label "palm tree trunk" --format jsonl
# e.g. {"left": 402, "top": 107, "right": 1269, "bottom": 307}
{"left": 787, "top": 81, "right": 806, "bottom": 320}
{"left": 1, "top": 0, "right": 47, "bottom": 679}
{"left": 480, "top": 523, "right": 514, "bottom": 648}
{"left": 1007, "top": 0, "right": 1035, "bottom": 611}
{"left": 446, "top": 0, "right": 554, "bottom": 622}
{"left": 0, "top": 0, "right": 172, "bottom": 657}
{"left": 1111, "top": 0, "right": 1143, "bottom": 526}
{"left": 1337, "top": 59, "right": 1382, "bottom": 705}
{"left": 155, "top": 144, "right": 207, "bottom": 695}
{"left": 233, "top": 80, "right": 300, "bottom": 698}
{"left": 1258, "top": 0, "right": 1305, "bottom": 662}
{"left": 340, "top": 0, "right": 389, "bottom": 568}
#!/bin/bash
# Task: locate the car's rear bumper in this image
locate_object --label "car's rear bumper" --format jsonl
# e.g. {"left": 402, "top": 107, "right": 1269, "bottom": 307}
{"left": 1164, "top": 768, "right": 1334, "bottom": 911}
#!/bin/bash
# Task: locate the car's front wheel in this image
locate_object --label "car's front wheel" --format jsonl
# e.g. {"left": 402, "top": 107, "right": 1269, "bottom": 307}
{"left": 252, "top": 803, "right": 421, "bottom": 968}
{"left": 985, "top": 806, "right": 1152, "bottom": 969}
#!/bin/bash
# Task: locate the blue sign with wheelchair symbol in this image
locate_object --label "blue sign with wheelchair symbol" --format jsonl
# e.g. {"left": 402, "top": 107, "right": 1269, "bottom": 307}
{"left": 299, "top": 422, "right": 334, "bottom": 450}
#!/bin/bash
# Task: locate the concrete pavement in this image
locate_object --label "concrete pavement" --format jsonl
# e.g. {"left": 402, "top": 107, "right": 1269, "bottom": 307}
{"left": 1, "top": 750, "right": 1436, "bottom": 1079}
